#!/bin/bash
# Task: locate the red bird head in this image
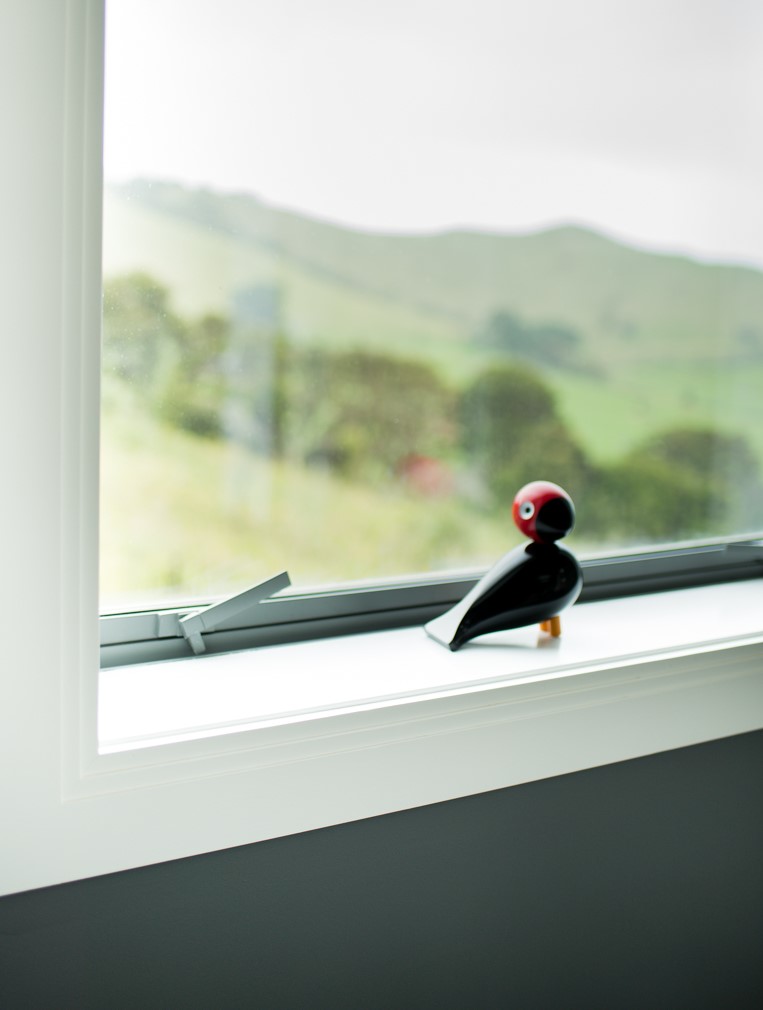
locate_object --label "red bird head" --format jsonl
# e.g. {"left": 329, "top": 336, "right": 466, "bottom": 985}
{"left": 512, "top": 480, "right": 575, "bottom": 544}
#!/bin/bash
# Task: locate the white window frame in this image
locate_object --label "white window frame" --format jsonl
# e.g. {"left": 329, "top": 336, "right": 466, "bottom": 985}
{"left": 1, "top": 1, "right": 762, "bottom": 900}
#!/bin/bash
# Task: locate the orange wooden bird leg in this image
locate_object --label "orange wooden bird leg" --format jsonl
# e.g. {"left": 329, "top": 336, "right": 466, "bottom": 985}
{"left": 539, "top": 620, "right": 550, "bottom": 632}
{"left": 549, "top": 615, "right": 562, "bottom": 637}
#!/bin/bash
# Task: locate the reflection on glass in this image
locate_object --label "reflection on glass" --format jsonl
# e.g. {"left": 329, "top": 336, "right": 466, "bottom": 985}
{"left": 101, "top": 0, "right": 763, "bottom": 609}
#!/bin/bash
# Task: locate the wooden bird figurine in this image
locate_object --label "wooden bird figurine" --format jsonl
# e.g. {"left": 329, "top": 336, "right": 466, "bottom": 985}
{"left": 424, "top": 480, "right": 583, "bottom": 651}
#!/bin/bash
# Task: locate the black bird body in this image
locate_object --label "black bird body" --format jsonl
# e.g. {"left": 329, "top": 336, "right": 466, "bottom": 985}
{"left": 424, "top": 541, "right": 582, "bottom": 651}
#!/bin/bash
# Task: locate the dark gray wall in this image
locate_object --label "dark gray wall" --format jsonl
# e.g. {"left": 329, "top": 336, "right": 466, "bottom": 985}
{"left": 1, "top": 731, "right": 761, "bottom": 1010}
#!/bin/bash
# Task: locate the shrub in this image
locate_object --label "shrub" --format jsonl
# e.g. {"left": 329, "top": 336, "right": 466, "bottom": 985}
{"left": 284, "top": 348, "right": 457, "bottom": 480}
{"left": 460, "top": 364, "right": 590, "bottom": 510}
{"left": 579, "top": 426, "right": 763, "bottom": 542}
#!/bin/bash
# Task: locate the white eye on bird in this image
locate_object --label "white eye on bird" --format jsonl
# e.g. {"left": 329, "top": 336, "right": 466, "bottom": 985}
{"left": 520, "top": 501, "right": 535, "bottom": 519}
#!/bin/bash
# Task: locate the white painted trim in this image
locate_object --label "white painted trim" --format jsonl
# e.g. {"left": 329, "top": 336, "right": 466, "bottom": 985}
{"left": 1, "top": 3, "right": 762, "bottom": 901}
{"left": 97, "top": 582, "right": 763, "bottom": 756}
{"left": 59, "top": 0, "right": 105, "bottom": 808}
{"left": 0, "top": 0, "right": 103, "bottom": 899}
{"left": 51, "top": 630, "right": 763, "bottom": 892}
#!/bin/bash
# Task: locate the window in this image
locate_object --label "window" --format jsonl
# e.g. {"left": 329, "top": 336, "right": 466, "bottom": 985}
{"left": 101, "top": 0, "right": 763, "bottom": 660}
{"left": 2, "top": 0, "right": 761, "bottom": 898}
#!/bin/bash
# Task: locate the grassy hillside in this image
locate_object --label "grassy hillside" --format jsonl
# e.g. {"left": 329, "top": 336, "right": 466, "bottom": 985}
{"left": 103, "top": 180, "right": 763, "bottom": 468}
{"left": 554, "top": 359, "right": 763, "bottom": 465}
{"left": 103, "top": 187, "right": 465, "bottom": 364}
{"left": 105, "top": 180, "right": 763, "bottom": 370}
{"left": 100, "top": 387, "right": 513, "bottom": 607}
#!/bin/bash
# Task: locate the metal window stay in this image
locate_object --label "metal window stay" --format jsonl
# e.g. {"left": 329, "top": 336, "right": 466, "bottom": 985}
{"left": 178, "top": 571, "right": 291, "bottom": 654}
{"left": 100, "top": 538, "right": 763, "bottom": 668}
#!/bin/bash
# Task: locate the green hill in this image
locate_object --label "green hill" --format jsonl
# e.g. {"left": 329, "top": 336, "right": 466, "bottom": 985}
{"left": 104, "top": 179, "right": 763, "bottom": 372}
{"left": 103, "top": 184, "right": 464, "bottom": 369}
{"left": 103, "top": 180, "right": 763, "bottom": 466}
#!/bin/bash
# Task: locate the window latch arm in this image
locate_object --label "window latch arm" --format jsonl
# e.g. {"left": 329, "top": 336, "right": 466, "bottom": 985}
{"left": 179, "top": 571, "right": 291, "bottom": 654}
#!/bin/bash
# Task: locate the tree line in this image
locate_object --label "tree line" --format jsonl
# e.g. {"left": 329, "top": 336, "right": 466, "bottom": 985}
{"left": 103, "top": 272, "right": 763, "bottom": 543}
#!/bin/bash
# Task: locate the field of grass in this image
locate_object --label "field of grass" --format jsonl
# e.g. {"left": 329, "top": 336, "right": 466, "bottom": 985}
{"left": 101, "top": 357, "right": 763, "bottom": 606}
{"left": 552, "top": 360, "right": 763, "bottom": 464}
{"left": 405, "top": 351, "right": 753, "bottom": 466}
{"left": 100, "top": 398, "right": 515, "bottom": 608}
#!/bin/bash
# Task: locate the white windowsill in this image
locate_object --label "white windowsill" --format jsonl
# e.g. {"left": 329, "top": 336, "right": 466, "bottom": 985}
{"left": 83, "top": 572, "right": 763, "bottom": 858}
{"left": 57, "top": 579, "right": 761, "bottom": 897}
{"left": 100, "top": 581, "right": 763, "bottom": 755}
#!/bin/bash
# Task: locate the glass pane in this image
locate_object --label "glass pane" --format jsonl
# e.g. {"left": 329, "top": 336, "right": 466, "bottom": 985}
{"left": 102, "top": 0, "right": 763, "bottom": 609}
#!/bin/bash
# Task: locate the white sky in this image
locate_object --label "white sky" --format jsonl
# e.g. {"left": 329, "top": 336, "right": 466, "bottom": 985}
{"left": 104, "top": 0, "right": 763, "bottom": 266}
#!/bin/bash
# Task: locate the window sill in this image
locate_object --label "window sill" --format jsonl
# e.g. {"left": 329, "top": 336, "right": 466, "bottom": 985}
{"left": 100, "top": 581, "right": 763, "bottom": 755}
{"left": 86, "top": 581, "right": 763, "bottom": 865}
{"left": 10, "top": 580, "right": 763, "bottom": 898}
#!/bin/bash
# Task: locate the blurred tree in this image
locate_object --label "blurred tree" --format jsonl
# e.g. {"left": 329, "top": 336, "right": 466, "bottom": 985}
{"left": 102, "top": 273, "right": 184, "bottom": 386}
{"left": 630, "top": 427, "right": 763, "bottom": 534}
{"left": 580, "top": 458, "right": 719, "bottom": 542}
{"left": 157, "top": 312, "right": 230, "bottom": 438}
{"left": 579, "top": 426, "right": 763, "bottom": 542}
{"left": 286, "top": 348, "right": 456, "bottom": 479}
{"left": 462, "top": 364, "right": 556, "bottom": 446}
{"left": 461, "top": 364, "right": 590, "bottom": 509}
{"left": 635, "top": 427, "right": 757, "bottom": 481}
{"left": 103, "top": 273, "right": 234, "bottom": 439}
